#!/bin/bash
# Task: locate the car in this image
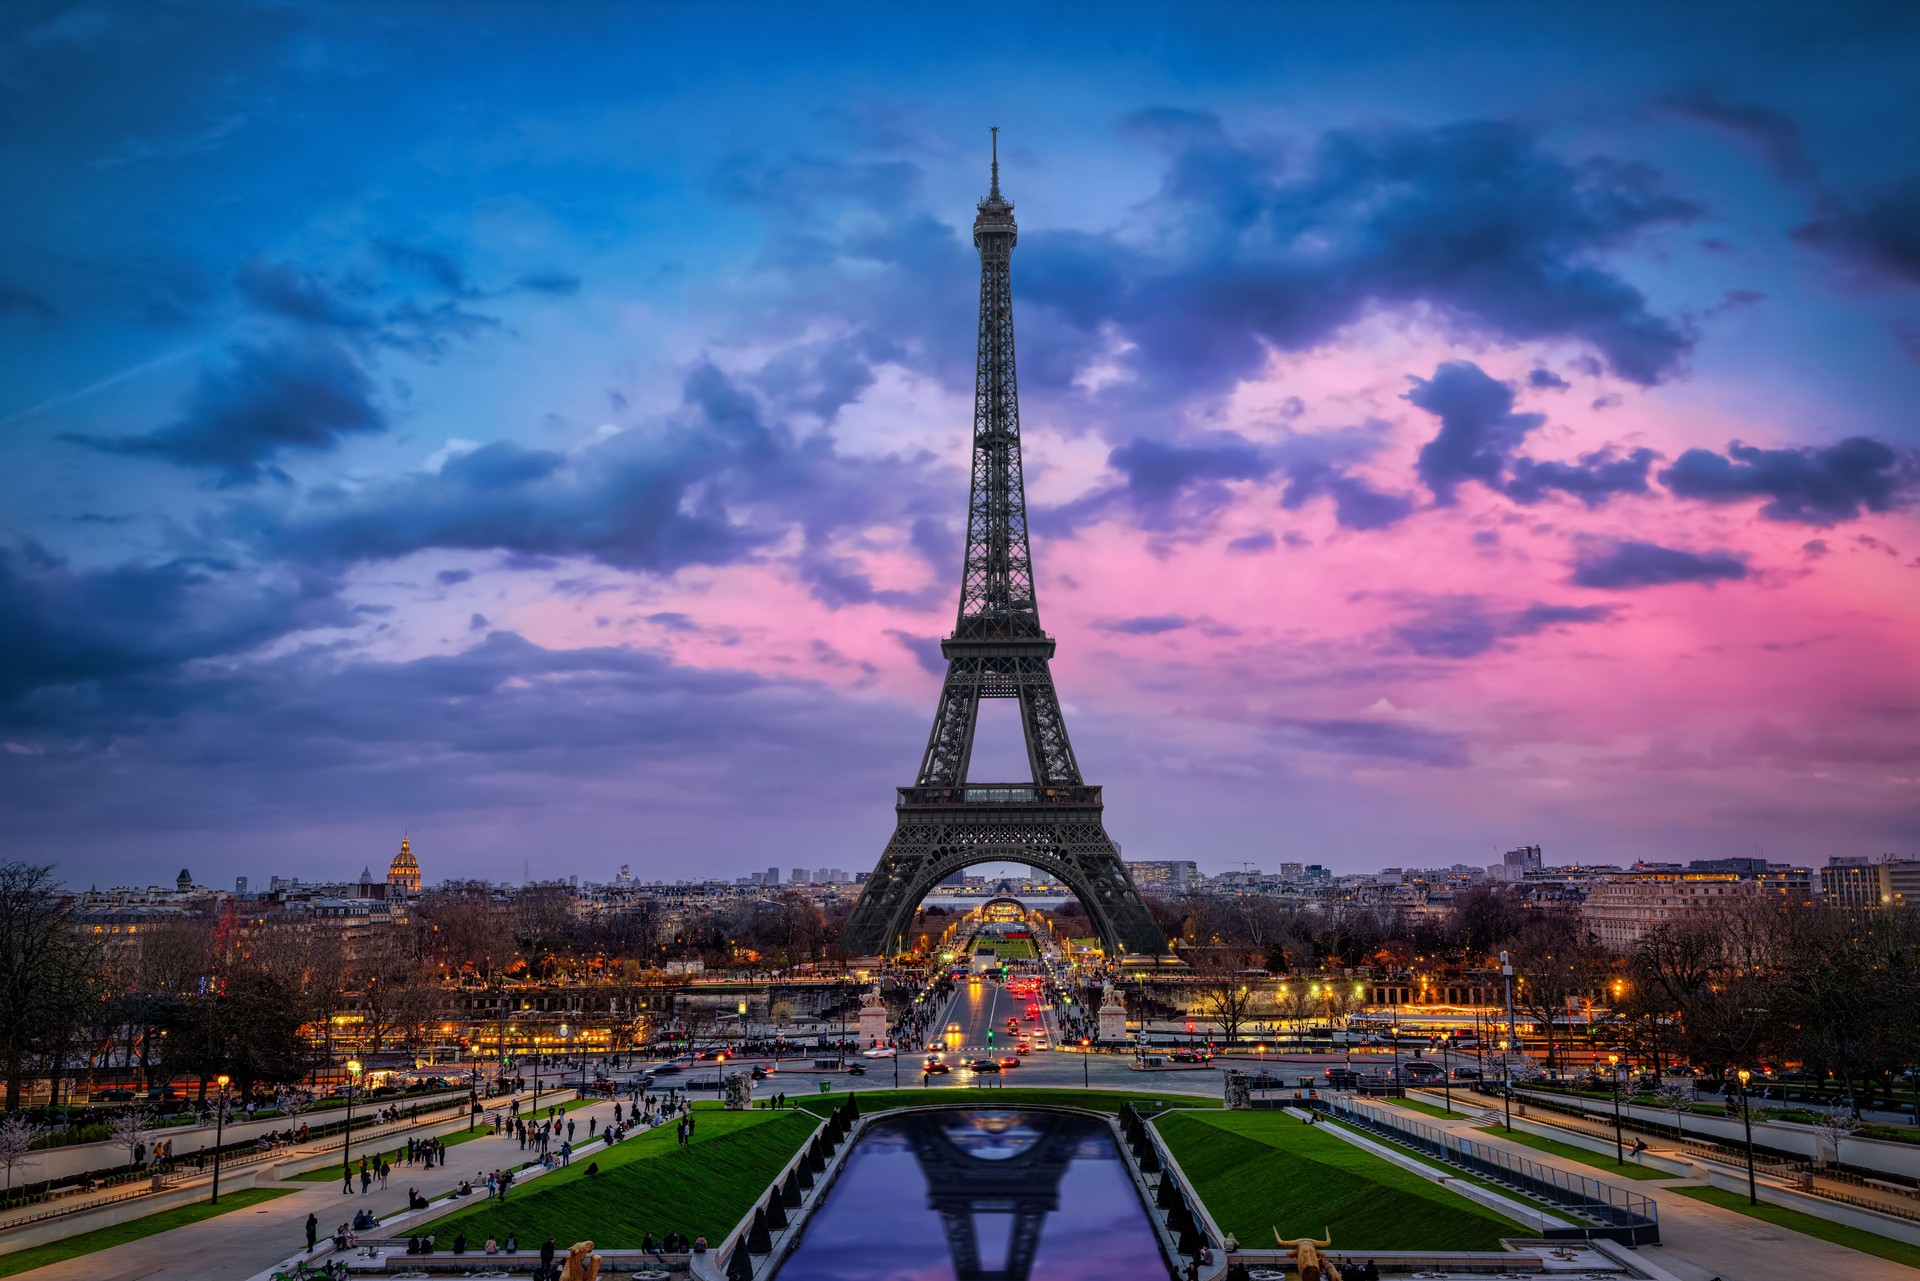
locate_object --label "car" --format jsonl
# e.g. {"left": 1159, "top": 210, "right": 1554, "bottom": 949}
{"left": 970, "top": 1060, "right": 1002, "bottom": 1073}
{"left": 95, "top": 1088, "right": 137, "bottom": 1102}
{"left": 1015, "top": 1043, "right": 1031, "bottom": 1055}
{"left": 846, "top": 1064, "right": 866, "bottom": 1076}
{"left": 651, "top": 1064, "right": 683, "bottom": 1076}
{"left": 1170, "top": 1050, "right": 1212, "bottom": 1064}
{"left": 998, "top": 1056, "right": 1020, "bottom": 1069}
{"left": 861, "top": 1047, "right": 897, "bottom": 1058}
{"left": 1325, "top": 1067, "right": 1361, "bottom": 1088}
{"left": 927, "top": 1042, "right": 945, "bottom": 1053}
{"left": 750, "top": 1066, "right": 770, "bottom": 1081}
{"left": 924, "top": 1062, "right": 952, "bottom": 1075}
{"left": 1403, "top": 1061, "right": 1443, "bottom": 1080}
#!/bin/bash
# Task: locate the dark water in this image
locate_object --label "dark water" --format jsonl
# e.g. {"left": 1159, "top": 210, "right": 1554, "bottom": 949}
{"left": 775, "top": 1109, "right": 1167, "bottom": 1281}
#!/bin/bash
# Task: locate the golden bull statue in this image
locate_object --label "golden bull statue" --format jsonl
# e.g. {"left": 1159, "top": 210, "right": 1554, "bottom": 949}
{"left": 559, "top": 1239, "right": 601, "bottom": 1281}
{"left": 1272, "top": 1227, "right": 1340, "bottom": 1281}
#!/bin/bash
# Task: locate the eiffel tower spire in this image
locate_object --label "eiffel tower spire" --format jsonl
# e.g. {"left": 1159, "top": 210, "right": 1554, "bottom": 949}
{"left": 842, "top": 134, "right": 1169, "bottom": 962}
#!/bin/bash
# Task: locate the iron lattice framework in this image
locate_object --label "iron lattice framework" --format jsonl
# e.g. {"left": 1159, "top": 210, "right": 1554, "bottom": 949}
{"left": 843, "top": 132, "right": 1169, "bottom": 959}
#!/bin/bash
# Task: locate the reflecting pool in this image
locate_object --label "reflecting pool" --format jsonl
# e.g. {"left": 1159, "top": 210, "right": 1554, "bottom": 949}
{"left": 775, "top": 1108, "right": 1166, "bottom": 1281}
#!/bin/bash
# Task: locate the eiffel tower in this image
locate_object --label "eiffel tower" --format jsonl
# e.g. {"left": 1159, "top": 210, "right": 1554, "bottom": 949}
{"left": 843, "top": 131, "right": 1169, "bottom": 961}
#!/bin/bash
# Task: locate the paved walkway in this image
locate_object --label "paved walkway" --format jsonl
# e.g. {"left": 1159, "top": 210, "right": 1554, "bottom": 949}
{"left": 10, "top": 1094, "right": 633, "bottom": 1281}
{"left": 1383, "top": 1093, "right": 1915, "bottom": 1281}
{"left": 20, "top": 1090, "right": 474, "bottom": 1185}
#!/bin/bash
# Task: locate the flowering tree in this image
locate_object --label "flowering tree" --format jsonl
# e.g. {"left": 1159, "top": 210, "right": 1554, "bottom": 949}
{"left": 0, "top": 1114, "right": 39, "bottom": 1196}
{"left": 107, "top": 1106, "right": 156, "bottom": 1169}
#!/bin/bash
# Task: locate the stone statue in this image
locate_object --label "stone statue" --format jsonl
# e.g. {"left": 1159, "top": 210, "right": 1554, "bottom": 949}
{"left": 722, "top": 1071, "right": 753, "bottom": 1111}
{"left": 1272, "top": 1228, "right": 1339, "bottom": 1281}
{"left": 559, "top": 1240, "right": 601, "bottom": 1281}
{"left": 1222, "top": 1069, "right": 1251, "bottom": 1110}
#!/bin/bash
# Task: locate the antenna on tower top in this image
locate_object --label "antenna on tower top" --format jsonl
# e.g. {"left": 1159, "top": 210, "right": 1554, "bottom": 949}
{"left": 990, "top": 126, "right": 1001, "bottom": 198}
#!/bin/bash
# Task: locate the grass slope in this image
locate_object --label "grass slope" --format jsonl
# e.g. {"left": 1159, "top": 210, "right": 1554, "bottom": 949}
{"left": 1676, "top": 1186, "right": 1920, "bottom": 1269}
{"left": 795, "top": 1088, "right": 1222, "bottom": 1117}
{"left": 1158, "top": 1111, "right": 1521, "bottom": 1251}
{"left": 1471, "top": 1126, "right": 1671, "bottom": 1181}
{"left": 0, "top": 1188, "right": 293, "bottom": 1279}
{"left": 429, "top": 1109, "right": 816, "bottom": 1247}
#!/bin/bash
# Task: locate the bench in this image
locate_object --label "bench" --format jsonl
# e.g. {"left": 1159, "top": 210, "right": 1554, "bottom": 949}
{"left": 1864, "top": 1177, "right": 1920, "bottom": 1198}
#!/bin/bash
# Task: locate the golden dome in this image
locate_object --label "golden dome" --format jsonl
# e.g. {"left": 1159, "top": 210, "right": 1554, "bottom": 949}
{"left": 387, "top": 835, "right": 421, "bottom": 891}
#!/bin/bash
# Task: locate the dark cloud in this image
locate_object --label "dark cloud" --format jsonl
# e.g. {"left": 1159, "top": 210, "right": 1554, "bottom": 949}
{"left": 515, "top": 272, "right": 581, "bottom": 295}
{"left": 1571, "top": 540, "right": 1748, "bottom": 589}
{"left": 248, "top": 362, "right": 952, "bottom": 604}
{"left": 1661, "top": 86, "right": 1816, "bottom": 185}
{"left": 0, "top": 282, "right": 60, "bottom": 320}
{"left": 74, "top": 338, "right": 386, "bottom": 483}
{"left": 1792, "top": 178, "right": 1920, "bottom": 287}
{"left": 1660, "top": 436, "right": 1918, "bottom": 525}
{"left": 886, "top": 628, "right": 947, "bottom": 676}
{"left": 1226, "top": 530, "right": 1276, "bottom": 554}
{"left": 1801, "top": 539, "right": 1829, "bottom": 559}
{"left": 435, "top": 568, "right": 473, "bottom": 586}
{"left": 0, "top": 541, "right": 343, "bottom": 711}
{"left": 1268, "top": 716, "right": 1469, "bottom": 767}
{"left": 375, "top": 240, "right": 476, "bottom": 297}
{"left": 1391, "top": 595, "right": 1616, "bottom": 659}
{"left": 1527, "top": 367, "right": 1569, "bottom": 390}
{"left": 234, "top": 256, "right": 373, "bottom": 330}
{"left": 1094, "top": 614, "right": 1191, "bottom": 635}
{"left": 1020, "top": 116, "right": 1697, "bottom": 399}
{"left": 1409, "top": 361, "right": 1545, "bottom": 502}
{"left": 1048, "top": 425, "right": 1412, "bottom": 535}
{"left": 1407, "top": 360, "right": 1654, "bottom": 508}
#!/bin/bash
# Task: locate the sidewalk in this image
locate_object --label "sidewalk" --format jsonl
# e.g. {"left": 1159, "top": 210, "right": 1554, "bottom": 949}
{"left": 19, "top": 1089, "right": 474, "bottom": 1185}
{"left": 1385, "top": 1093, "right": 1916, "bottom": 1281}
{"left": 1466, "top": 1088, "right": 1920, "bottom": 1222}
{"left": 11, "top": 1094, "right": 631, "bottom": 1281}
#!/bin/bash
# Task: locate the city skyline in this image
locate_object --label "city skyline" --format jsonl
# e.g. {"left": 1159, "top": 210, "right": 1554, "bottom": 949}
{"left": 7, "top": 3, "right": 1920, "bottom": 890}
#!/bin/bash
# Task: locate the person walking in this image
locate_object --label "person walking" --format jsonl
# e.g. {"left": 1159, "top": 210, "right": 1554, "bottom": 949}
{"left": 342, "top": 1165, "right": 354, "bottom": 1194}
{"left": 305, "top": 1212, "right": 319, "bottom": 1253}
{"left": 540, "top": 1236, "right": 557, "bottom": 1278}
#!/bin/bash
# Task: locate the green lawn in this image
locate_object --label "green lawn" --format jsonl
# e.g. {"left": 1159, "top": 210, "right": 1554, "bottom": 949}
{"left": 1157, "top": 1111, "right": 1523, "bottom": 1251}
{"left": 1388, "top": 1095, "right": 1465, "bottom": 1120}
{"left": 0, "top": 1188, "right": 294, "bottom": 1279}
{"left": 795, "top": 1088, "right": 1222, "bottom": 1117}
{"left": 1676, "top": 1186, "right": 1920, "bottom": 1269}
{"left": 1472, "top": 1126, "right": 1671, "bottom": 1181}
{"left": 427, "top": 1109, "right": 817, "bottom": 1247}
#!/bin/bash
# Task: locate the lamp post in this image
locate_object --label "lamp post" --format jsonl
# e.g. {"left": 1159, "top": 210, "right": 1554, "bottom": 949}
{"left": 1441, "top": 1035, "right": 1453, "bottom": 1115}
{"left": 1737, "top": 1067, "right": 1757, "bottom": 1205}
{"left": 1499, "top": 1040, "right": 1513, "bottom": 1133}
{"left": 210, "top": 1074, "right": 230, "bottom": 1204}
{"left": 1500, "top": 951, "right": 1519, "bottom": 1132}
{"left": 1081, "top": 1038, "right": 1090, "bottom": 1088}
{"left": 1608, "top": 1052, "right": 1624, "bottom": 1164}
{"left": 341, "top": 1059, "right": 362, "bottom": 1188}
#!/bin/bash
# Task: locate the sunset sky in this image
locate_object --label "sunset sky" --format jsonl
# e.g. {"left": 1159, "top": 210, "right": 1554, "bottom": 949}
{"left": 6, "top": 2, "right": 1918, "bottom": 889}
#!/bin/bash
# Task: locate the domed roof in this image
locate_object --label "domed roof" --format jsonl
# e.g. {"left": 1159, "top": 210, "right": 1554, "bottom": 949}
{"left": 390, "top": 835, "right": 419, "bottom": 871}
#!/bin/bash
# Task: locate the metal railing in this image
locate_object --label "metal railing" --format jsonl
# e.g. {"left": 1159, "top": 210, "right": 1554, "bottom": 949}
{"left": 1310, "top": 1094, "right": 1659, "bottom": 1246}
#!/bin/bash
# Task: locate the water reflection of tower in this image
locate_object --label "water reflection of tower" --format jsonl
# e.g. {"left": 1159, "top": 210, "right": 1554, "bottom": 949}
{"left": 898, "top": 1111, "right": 1087, "bottom": 1281}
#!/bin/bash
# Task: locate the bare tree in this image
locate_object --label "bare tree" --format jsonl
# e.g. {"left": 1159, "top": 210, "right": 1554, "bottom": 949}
{"left": 1654, "top": 1080, "right": 1692, "bottom": 1134}
{"left": 0, "top": 862, "right": 97, "bottom": 1110}
{"left": 1192, "top": 980, "right": 1257, "bottom": 1047}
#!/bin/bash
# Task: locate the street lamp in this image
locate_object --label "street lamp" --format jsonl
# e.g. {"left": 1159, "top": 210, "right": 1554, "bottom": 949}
{"left": 1737, "top": 1067, "right": 1757, "bottom": 1205}
{"left": 342, "top": 1060, "right": 362, "bottom": 1188}
{"left": 1080, "top": 1038, "right": 1090, "bottom": 1088}
{"left": 1440, "top": 1035, "right": 1453, "bottom": 1116}
{"left": 211, "top": 1074, "right": 231, "bottom": 1204}
{"left": 1499, "top": 1040, "right": 1513, "bottom": 1133}
{"left": 1608, "top": 1052, "right": 1624, "bottom": 1163}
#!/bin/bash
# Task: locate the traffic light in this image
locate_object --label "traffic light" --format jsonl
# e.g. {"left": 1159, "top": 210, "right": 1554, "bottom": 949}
{"left": 987, "top": 1030, "right": 994, "bottom": 1044}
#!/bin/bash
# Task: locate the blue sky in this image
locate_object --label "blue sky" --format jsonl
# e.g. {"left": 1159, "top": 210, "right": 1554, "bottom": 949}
{"left": 5, "top": 1, "right": 1919, "bottom": 890}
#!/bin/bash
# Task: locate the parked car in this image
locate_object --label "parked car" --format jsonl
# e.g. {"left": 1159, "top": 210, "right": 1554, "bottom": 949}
{"left": 95, "top": 1088, "right": 137, "bottom": 1102}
